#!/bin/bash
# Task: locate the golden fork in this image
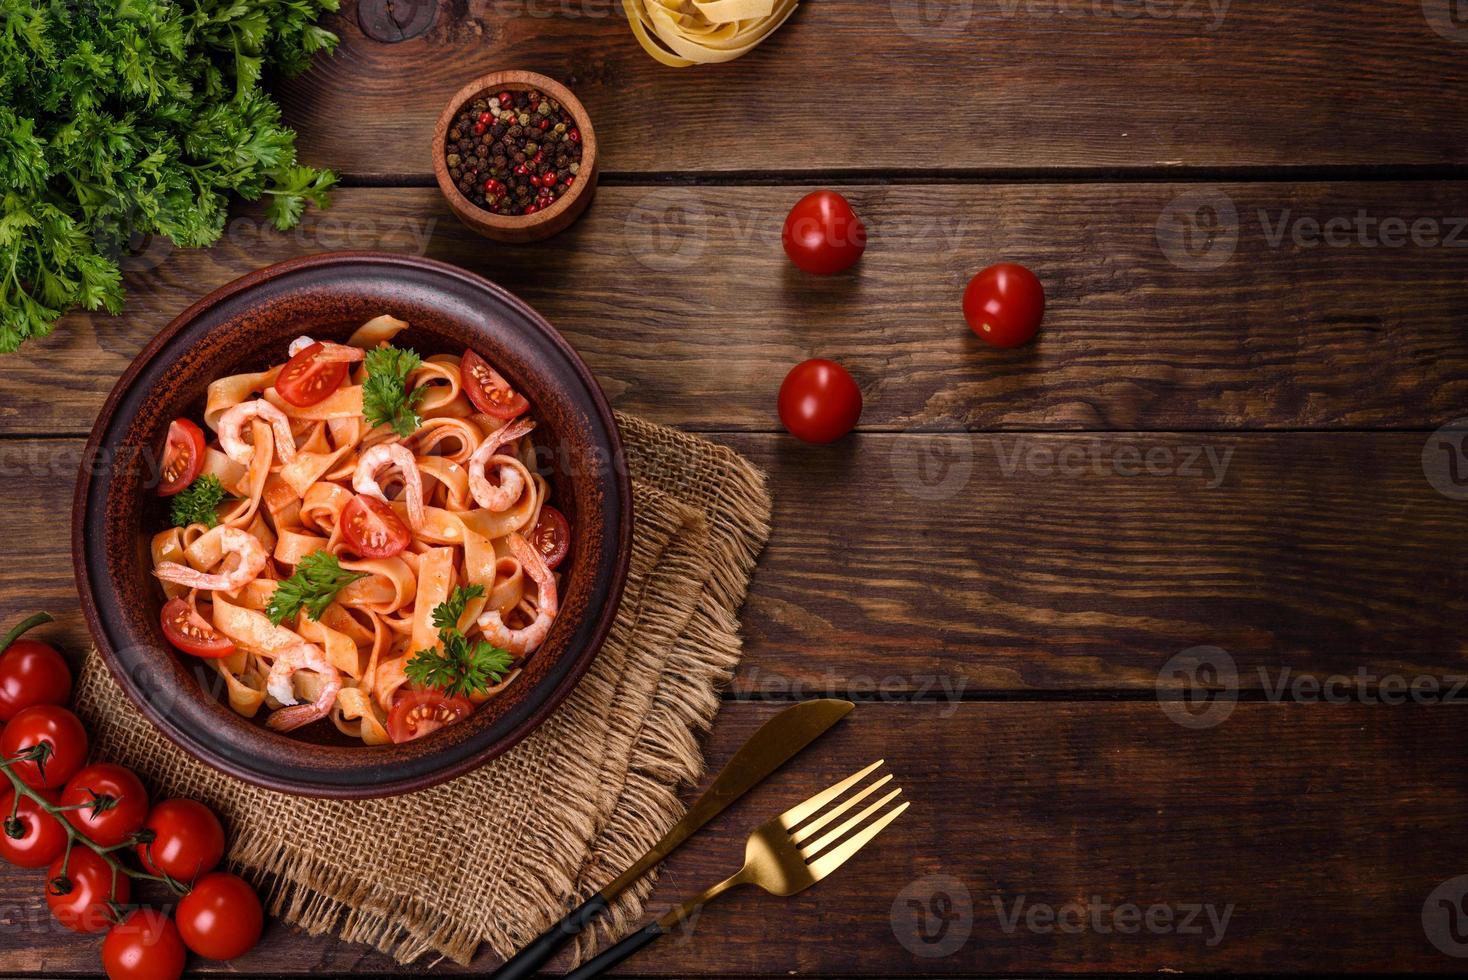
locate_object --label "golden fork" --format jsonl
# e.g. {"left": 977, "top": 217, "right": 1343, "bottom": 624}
{"left": 564, "top": 760, "right": 909, "bottom": 978}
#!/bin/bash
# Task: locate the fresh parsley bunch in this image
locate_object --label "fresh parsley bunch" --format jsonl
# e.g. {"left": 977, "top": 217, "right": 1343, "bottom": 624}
{"left": 0, "top": 0, "right": 340, "bottom": 353}
{"left": 406, "top": 585, "right": 514, "bottom": 698}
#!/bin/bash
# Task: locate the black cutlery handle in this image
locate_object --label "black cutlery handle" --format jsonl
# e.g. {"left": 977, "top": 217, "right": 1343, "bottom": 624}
{"left": 562, "top": 921, "right": 668, "bottom": 980}
{"left": 490, "top": 893, "right": 610, "bottom": 980}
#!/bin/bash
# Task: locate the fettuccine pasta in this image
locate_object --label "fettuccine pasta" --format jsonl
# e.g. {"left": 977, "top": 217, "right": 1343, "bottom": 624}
{"left": 151, "top": 316, "right": 571, "bottom": 745}
{"left": 623, "top": 0, "right": 799, "bottom": 67}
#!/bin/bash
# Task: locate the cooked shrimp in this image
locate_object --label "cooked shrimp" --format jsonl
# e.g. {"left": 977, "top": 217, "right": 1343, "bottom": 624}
{"left": 153, "top": 527, "right": 267, "bottom": 593}
{"left": 289, "top": 336, "right": 363, "bottom": 363}
{"left": 264, "top": 642, "right": 342, "bottom": 733}
{"left": 477, "top": 532, "right": 558, "bottom": 656}
{"left": 468, "top": 418, "right": 535, "bottom": 511}
{"left": 288, "top": 335, "right": 316, "bottom": 357}
{"left": 353, "top": 442, "right": 426, "bottom": 529}
{"left": 218, "top": 399, "right": 297, "bottom": 465}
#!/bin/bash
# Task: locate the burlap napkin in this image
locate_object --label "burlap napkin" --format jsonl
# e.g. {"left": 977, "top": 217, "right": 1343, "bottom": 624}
{"left": 72, "top": 413, "right": 771, "bottom": 966}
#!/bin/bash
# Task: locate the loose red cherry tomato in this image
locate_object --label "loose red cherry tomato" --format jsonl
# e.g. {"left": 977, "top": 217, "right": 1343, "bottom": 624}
{"left": 777, "top": 359, "right": 863, "bottom": 444}
{"left": 159, "top": 598, "right": 235, "bottom": 659}
{"left": 962, "top": 262, "right": 1046, "bottom": 348}
{"left": 1, "top": 704, "right": 88, "bottom": 789}
{"left": 103, "top": 908, "right": 187, "bottom": 980}
{"left": 341, "top": 494, "right": 411, "bottom": 559}
{"left": 387, "top": 690, "right": 474, "bottom": 744}
{"left": 530, "top": 506, "right": 570, "bottom": 570}
{"left": 61, "top": 763, "right": 150, "bottom": 847}
{"left": 461, "top": 350, "right": 530, "bottom": 419}
{"left": 176, "top": 871, "right": 263, "bottom": 960}
{"left": 135, "top": 798, "right": 226, "bottom": 883}
{"left": 782, "top": 190, "right": 867, "bottom": 275}
{"left": 276, "top": 341, "right": 350, "bottom": 408}
{"left": 0, "top": 618, "right": 72, "bottom": 721}
{"left": 47, "top": 846, "right": 129, "bottom": 933}
{"left": 0, "top": 787, "right": 68, "bottom": 868}
{"left": 159, "top": 419, "right": 206, "bottom": 496}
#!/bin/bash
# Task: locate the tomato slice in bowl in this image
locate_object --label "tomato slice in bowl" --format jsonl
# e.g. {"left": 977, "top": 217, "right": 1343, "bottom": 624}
{"left": 160, "top": 599, "right": 234, "bottom": 658}
{"left": 461, "top": 350, "right": 529, "bottom": 419}
{"left": 387, "top": 690, "right": 474, "bottom": 744}
{"left": 530, "top": 505, "right": 570, "bottom": 570}
{"left": 276, "top": 342, "right": 350, "bottom": 407}
{"left": 159, "top": 419, "right": 206, "bottom": 496}
{"left": 341, "top": 494, "right": 411, "bottom": 559}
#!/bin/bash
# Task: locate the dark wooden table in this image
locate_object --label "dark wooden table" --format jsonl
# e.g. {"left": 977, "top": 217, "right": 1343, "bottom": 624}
{"left": 4, "top": 1, "right": 1468, "bottom": 975}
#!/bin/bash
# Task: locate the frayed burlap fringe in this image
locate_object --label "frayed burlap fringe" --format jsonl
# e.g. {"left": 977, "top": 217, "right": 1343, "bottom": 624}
{"left": 71, "top": 414, "right": 770, "bottom": 968}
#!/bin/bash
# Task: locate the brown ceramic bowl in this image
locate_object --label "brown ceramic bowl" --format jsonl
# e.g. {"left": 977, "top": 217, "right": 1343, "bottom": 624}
{"left": 73, "top": 253, "right": 631, "bottom": 798}
{"left": 432, "top": 70, "right": 599, "bottom": 243}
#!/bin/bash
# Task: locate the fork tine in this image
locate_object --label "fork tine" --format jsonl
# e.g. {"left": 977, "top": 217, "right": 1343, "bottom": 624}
{"left": 807, "top": 800, "right": 910, "bottom": 881}
{"left": 800, "top": 787, "right": 903, "bottom": 860}
{"left": 779, "top": 760, "right": 884, "bottom": 829}
{"left": 790, "top": 774, "right": 894, "bottom": 845}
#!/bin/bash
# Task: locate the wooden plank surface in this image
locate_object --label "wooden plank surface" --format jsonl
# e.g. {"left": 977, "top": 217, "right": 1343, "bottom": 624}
{"left": 7, "top": 183, "right": 1468, "bottom": 437}
{"left": 2, "top": 702, "right": 1465, "bottom": 975}
{"left": 5, "top": 429, "right": 1463, "bottom": 693}
{"left": 276, "top": 1, "right": 1468, "bottom": 178}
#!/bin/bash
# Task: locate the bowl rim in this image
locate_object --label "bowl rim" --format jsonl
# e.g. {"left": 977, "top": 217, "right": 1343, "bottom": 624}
{"left": 72, "top": 251, "right": 633, "bottom": 798}
{"left": 432, "top": 70, "right": 598, "bottom": 233}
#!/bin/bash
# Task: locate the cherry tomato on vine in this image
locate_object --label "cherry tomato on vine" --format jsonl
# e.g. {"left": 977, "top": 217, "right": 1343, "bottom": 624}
{"left": 0, "top": 787, "right": 68, "bottom": 868}
{"left": 61, "top": 763, "right": 150, "bottom": 847}
{"left": 103, "top": 908, "right": 187, "bottom": 980}
{"left": 135, "top": 799, "right": 226, "bottom": 883}
{"left": 159, "top": 419, "right": 207, "bottom": 496}
{"left": 962, "top": 262, "right": 1045, "bottom": 348}
{"left": 276, "top": 342, "right": 350, "bottom": 408}
{"left": 160, "top": 598, "right": 235, "bottom": 659}
{"left": 461, "top": 350, "right": 529, "bottom": 419}
{"left": 530, "top": 506, "right": 570, "bottom": 570}
{"left": 0, "top": 633, "right": 72, "bottom": 721}
{"left": 175, "top": 871, "right": 263, "bottom": 960}
{"left": 340, "top": 494, "right": 411, "bottom": 559}
{"left": 47, "top": 846, "right": 129, "bottom": 933}
{"left": 782, "top": 190, "right": 867, "bottom": 275}
{"left": 777, "top": 359, "right": 863, "bottom": 444}
{"left": 1, "top": 704, "right": 88, "bottom": 789}
{"left": 387, "top": 690, "right": 473, "bottom": 744}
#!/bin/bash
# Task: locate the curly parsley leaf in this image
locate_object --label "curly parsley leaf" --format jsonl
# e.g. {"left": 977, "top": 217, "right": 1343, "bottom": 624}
{"left": 362, "top": 345, "right": 427, "bottom": 438}
{"left": 406, "top": 585, "right": 514, "bottom": 698}
{"left": 266, "top": 551, "right": 366, "bottom": 626}
{"left": 170, "top": 474, "right": 232, "bottom": 529}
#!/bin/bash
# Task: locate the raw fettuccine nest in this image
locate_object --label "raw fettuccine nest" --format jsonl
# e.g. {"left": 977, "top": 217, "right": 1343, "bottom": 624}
{"left": 623, "top": 0, "right": 799, "bottom": 66}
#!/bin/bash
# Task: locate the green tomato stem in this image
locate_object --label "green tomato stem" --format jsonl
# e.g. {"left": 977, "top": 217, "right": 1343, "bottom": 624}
{"left": 0, "top": 612, "right": 55, "bottom": 657}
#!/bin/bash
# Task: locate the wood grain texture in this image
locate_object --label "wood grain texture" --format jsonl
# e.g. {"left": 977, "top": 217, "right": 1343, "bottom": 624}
{"left": 5, "top": 430, "right": 1464, "bottom": 692}
{"left": 2, "top": 702, "right": 1465, "bottom": 974}
{"left": 273, "top": 0, "right": 1468, "bottom": 178}
{"left": 6, "top": 183, "right": 1467, "bottom": 436}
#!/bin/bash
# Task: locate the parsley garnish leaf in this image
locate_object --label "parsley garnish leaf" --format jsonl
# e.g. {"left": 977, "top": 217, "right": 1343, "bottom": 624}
{"left": 266, "top": 551, "right": 367, "bottom": 626}
{"left": 406, "top": 585, "right": 514, "bottom": 698}
{"left": 170, "top": 475, "right": 232, "bottom": 529}
{"left": 362, "top": 345, "right": 428, "bottom": 438}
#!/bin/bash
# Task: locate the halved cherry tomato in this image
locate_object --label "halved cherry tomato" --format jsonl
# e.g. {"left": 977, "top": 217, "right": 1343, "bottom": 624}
{"left": 0, "top": 787, "right": 68, "bottom": 868}
{"left": 135, "top": 799, "right": 226, "bottom": 882}
{"left": 341, "top": 494, "right": 411, "bottom": 559}
{"left": 276, "top": 341, "right": 350, "bottom": 408}
{"left": 47, "top": 846, "right": 129, "bottom": 933}
{"left": 387, "top": 690, "right": 473, "bottom": 744}
{"left": 160, "top": 598, "right": 234, "bottom": 659}
{"left": 461, "top": 350, "right": 529, "bottom": 419}
{"left": 159, "top": 419, "right": 206, "bottom": 496}
{"left": 530, "top": 506, "right": 570, "bottom": 570}
{"left": 103, "top": 908, "right": 187, "bottom": 980}
{"left": 0, "top": 704, "right": 88, "bottom": 789}
{"left": 61, "top": 763, "right": 150, "bottom": 847}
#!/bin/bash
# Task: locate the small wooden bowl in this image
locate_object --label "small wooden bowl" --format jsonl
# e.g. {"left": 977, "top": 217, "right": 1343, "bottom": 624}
{"left": 432, "top": 71, "right": 599, "bottom": 243}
